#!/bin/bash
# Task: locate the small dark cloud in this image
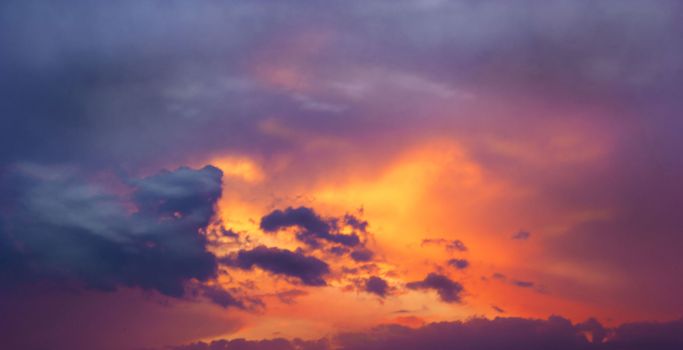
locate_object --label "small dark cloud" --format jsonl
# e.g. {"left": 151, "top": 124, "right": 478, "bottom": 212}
{"left": 512, "top": 231, "right": 531, "bottom": 240}
{"left": 260, "top": 207, "right": 360, "bottom": 247}
{"left": 511, "top": 280, "right": 535, "bottom": 288}
{"left": 492, "top": 305, "right": 506, "bottom": 313}
{"left": 393, "top": 309, "right": 411, "bottom": 314}
{"left": 490, "top": 273, "right": 536, "bottom": 289}
{"left": 492, "top": 273, "right": 507, "bottom": 281}
{"left": 421, "top": 238, "right": 467, "bottom": 252}
{"left": 350, "top": 248, "right": 374, "bottom": 262}
{"left": 365, "top": 276, "right": 389, "bottom": 297}
{"left": 447, "top": 258, "right": 469, "bottom": 270}
{"left": 227, "top": 246, "right": 330, "bottom": 286}
{"left": 406, "top": 273, "right": 463, "bottom": 303}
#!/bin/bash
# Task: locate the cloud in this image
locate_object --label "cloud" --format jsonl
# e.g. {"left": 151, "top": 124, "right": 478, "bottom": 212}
{"left": 344, "top": 213, "right": 368, "bottom": 232}
{"left": 199, "top": 285, "right": 244, "bottom": 309}
{"left": 421, "top": 238, "right": 468, "bottom": 252}
{"left": 364, "top": 276, "right": 389, "bottom": 297}
{"left": 489, "top": 273, "right": 537, "bottom": 290}
{"left": 511, "top": 280, "right": 535, "bottom": 288}
{"left": 274, "top": 289, "right": 308, "bottom": 305}
{"left": 163, "top": 316, "right": 683, "bottom": 350}
{"left": 447, "top": 258, "right": 469, "bottom": 270}
{"left": 260, "top": 207, "right": 361, "bottom": 247}
{"left": 170, "top": 338, "right": 331, "bottom": 350}
{"left": 0, "top": 165, "right": 222, "bottom": 298}
{"left": 350, "top": 248, "right": 374, "bottom": 262}
{"left": 226, "top": 246, "right": 330, "bottom": 286}
{"left": 406, "top": 273, "right": 463, "bottom": 303}
{"left": 492, "top": 305, "right": 506, "bottom": 313}
{"left": 491, "top": 273, "right": 507, "bottom": 281}
{"left": 512, "top": 231, "right": 531, "bottom": 240}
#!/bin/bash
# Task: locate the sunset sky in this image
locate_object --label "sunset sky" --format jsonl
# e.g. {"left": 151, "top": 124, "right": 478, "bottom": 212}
{"left": 2, "top": 1, "right": 683, "bottom": 350}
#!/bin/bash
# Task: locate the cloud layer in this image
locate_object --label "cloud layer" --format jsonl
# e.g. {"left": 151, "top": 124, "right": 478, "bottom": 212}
{"left": 167, "top": 316, "right": 683, "bottom": 350}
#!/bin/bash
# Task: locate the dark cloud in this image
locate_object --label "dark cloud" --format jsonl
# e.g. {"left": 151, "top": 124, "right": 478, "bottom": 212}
{"left": 512, "top": 231, "right": 531, "bottom": 240}
{"left": 260, "top": 207, "right": 361, "bottom": 247}
{"left": 227, "top": 246, "right": 330, "bottom": 286}
{"left": 172, "top": 338, "right": 297, "bottom": 350}
{"left": 344, "top": 214, "right": 368, "bottom": 233}
{"left": 199, "top": 285, "right": 244, "bottom": 309}
{"left": 421, "top": 238, "right": 468, "bottom": 252}
{"left": 492, "top": 305, "right": 506, "bottom": 313}
{"left": 350, "top": 248, "right": 374, "bottom": 262}
{"left": 0, "top": 165, "right": 222, "bottom": 298}
{"left": 406, "top": 273, "right": 463, "bottom": 303}
{"left": 607, "top": 318, "right": 683, "bottom": 350}
{"left": 492, "top": 273, "right": 507, "bottom": 281}
{"left": 219, "top": 228, "right": 240, "bottom": 239}
{"left": 171, "top": 338, "right": 330, "bottom": 350}
{"left": 447, "top": 258, "right": 469, "bottom": 270}
{"left": 511, "top": 280, "right": 535, "bottom": 288}
{"left": 163, "top": 317, "right": 683, "bottom": 350}
{"left": 364, "top": 276, "right": 389, "bottom": 297}
{"left": 489, "top": 273, "right": 537, "bottom": 289}
{"left": 329, "top": 246, "right": 350, "bottom": 256}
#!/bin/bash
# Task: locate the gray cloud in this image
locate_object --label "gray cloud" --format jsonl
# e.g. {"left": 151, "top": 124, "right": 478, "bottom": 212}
{"left": 0, "top": 165, "right": 222, "bottom": 298}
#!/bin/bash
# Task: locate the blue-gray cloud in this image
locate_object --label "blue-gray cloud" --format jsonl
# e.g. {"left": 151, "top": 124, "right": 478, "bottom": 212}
{"left": 0, "top": 165, "right": 222, "bottom": 298}
{"left": 226, "top": 245, "right": 330, "bottom": 286}
{"left": 406, "top": 273, "right": 463, "bottom": 303}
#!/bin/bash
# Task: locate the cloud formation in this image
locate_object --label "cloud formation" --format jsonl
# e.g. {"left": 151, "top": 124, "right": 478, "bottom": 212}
{"left": 226, "top": 246, "right": 330, "bottom": 286}
{"left": 260, "top": 207, "right": 361, "bottom": 247}
{"left": 364, "top": 276, "right": 389, "bottom": 297}
{"left": 0, "top": 165, "right": 222, "bottom": 297}
{"left": 406, "top": 273, "right": 463, "bottom": 303}
{"left": 165, "top": 316, "right": 683, "bottom": 350}
{"left": 447, "top": 258, "right": 469, "bottom": 270}
{"left": 512, "top": 231, "right": 531, "bottom": 240}
{"left": 421, "top": 238, "right": 468, "bottom": 252}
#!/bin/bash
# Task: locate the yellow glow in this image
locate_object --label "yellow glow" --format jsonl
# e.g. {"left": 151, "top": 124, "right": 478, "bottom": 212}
{"left": 211, "top": 156, "right": 265, "bottom": 184}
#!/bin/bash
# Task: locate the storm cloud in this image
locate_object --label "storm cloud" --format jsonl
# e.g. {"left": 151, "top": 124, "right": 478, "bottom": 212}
{"left": 0, "top": 165, "right": 222, "bottom": 297}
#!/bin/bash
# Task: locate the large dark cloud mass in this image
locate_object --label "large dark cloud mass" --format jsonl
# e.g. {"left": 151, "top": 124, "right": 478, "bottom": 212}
{"left": 226, "top": 246, "right": 330, "bottom": 286}
{"left": 166, "top": 316, "right": 683, "bottom": 350}
{"left": 0, "top": 165, "right": 222, "bottom": 297}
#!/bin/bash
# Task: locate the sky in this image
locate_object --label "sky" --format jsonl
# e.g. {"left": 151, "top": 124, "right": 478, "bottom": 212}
{"left": 1, "top": 1, "right": 683, "bottom": 349}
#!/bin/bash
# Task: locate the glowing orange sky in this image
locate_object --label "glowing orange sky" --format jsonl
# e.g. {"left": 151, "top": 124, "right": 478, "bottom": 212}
{"left": 189, "top": 124, "right": 645, "bottom": 341}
